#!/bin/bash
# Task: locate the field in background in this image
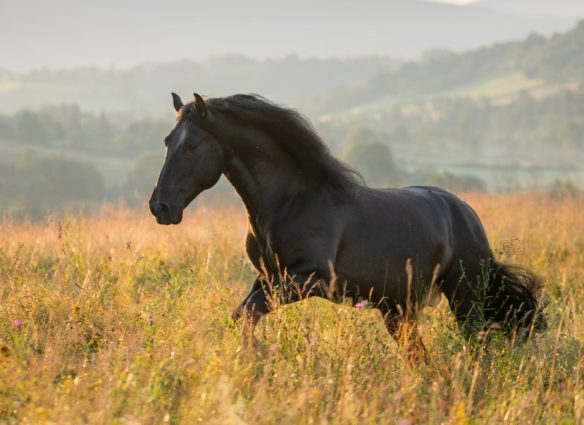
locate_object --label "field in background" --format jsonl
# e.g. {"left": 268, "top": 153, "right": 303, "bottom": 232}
{"left": 1, "top": 193, "right": 583, "bottom": 424}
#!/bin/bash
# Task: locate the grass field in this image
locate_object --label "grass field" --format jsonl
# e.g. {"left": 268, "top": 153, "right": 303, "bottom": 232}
{"left": 344, "top": 73, "right": 546, "bottom": 115}
{"left": 1, "top": 193, "right": 583, "bottom": 424}
{"left": 456, "top": 73, "right": 544, "bottom": 103}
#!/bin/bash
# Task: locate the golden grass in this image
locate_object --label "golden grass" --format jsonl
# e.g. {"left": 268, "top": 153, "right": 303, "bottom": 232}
{"left": 460, "top": 73, "right": 544, "bottom": 101}
{"left": 0, "top": 194, "right": 583, "bottom": 424}
{"left": 454, "top": 72, "right": 580, "bottom": 105}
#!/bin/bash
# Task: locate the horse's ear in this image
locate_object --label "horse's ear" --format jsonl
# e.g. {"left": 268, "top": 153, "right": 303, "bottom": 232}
{"left": 193, "top": 93, "right": 208, "bottom": 118}
{"left": 171, "top": 92, "right": 183, "bottom": 112}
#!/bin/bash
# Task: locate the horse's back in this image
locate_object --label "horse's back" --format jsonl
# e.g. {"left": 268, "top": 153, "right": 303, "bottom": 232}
{"left": 344, "top": 185, "right": 459, "bottom": 253}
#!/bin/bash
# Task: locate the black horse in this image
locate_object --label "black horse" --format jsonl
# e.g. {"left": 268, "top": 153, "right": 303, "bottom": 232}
{"left": 149, "top": 93, "right": 545, "bottom": 363}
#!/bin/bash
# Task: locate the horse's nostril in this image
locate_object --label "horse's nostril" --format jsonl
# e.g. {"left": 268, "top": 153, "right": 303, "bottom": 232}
{"left": 155, "top": 203, "right": 170, "bottom": 218}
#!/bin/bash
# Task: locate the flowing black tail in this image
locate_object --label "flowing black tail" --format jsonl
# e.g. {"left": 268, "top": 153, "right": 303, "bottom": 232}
{"left": 485, "top": 260, "right": 547, "bottom": 337}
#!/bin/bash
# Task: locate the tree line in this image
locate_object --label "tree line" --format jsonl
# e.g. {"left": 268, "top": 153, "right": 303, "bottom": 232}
{"left": 0, "top": 104, "right": 168, "bottom": 154}
{"left": 0, "top": 117, "right": 489, "bottom": 217}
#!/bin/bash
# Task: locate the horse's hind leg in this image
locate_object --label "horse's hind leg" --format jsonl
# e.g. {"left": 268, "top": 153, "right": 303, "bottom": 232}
{"left": 440, "top": 260, "right": 486, "bottom": 338}
{"left": 381, "top": 308, "right": 428, "bottom": 366}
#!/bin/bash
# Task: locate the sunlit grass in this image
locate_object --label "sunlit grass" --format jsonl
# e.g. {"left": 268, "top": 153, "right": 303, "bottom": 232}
{"left": 459, "top": 72, "right": 544, "bottom": 101}
{"left": 0, "top": 194, "right": 583, "bottom": 424}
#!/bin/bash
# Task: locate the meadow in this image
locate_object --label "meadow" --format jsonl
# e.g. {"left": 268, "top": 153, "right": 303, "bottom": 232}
{"left": 0, "top": 193, "right": 583, "bottom": 424}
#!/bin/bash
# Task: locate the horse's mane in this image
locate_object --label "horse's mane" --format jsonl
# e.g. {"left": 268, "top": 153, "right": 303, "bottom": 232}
{"left": 202, "top": 94, "right": 361, "bottom": 198}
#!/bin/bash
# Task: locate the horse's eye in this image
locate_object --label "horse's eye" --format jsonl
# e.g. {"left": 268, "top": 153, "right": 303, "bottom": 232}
{"left": 186, "top": 141, "right": 197, "bottom": 150}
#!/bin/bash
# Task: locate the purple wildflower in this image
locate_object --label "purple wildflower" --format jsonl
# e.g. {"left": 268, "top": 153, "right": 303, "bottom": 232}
{"left": 355, "top": 300, "right": 369, "bottom": 310}
{"left": 14, "top": 320, "right": 24, "bottom": 330}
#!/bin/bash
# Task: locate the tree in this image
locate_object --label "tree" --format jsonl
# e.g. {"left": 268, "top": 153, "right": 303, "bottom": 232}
{"left": 341, "top": 126, "right": 399, "bottom": 187}
{"left": 0, "top": 115, "right": 15, "bottom": 141}
{"left": 404, "top": 168, "right": 486, "bottom": 193}
{"left": 14, "top": 110, "right": 48, "bottom": 145}
{"left": 123, "top": 151, "right": 163, "bottom": 206}
{"left": 114, "top": 120, "right": 169, "bottom": 153}
{"left": 1, "top": 151, "right": 105, "bottom": 215}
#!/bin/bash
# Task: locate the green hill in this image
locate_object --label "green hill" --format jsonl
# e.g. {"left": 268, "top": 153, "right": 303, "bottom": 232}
{"left": 307, "top": 21, "right": 584, "bottom": 116}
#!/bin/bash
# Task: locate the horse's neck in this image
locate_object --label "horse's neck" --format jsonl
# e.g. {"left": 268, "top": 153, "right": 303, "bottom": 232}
{"left": 222, "top": 131, "right": 303, "bottom": 226}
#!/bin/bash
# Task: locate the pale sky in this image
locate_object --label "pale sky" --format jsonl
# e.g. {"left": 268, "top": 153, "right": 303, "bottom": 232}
{"left": 0, "top": 0, "right": 575, "bottom": 71}
{"left": 426, "top": 0, "right": 476, "bottom": 4}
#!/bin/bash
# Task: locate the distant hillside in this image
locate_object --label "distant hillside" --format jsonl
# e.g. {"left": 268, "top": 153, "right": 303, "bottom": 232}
{"left": 307, "top": 21, "right": 584, "bottom": 116}
{"left": 0, "top": 56, "right": 400, "bottom": 116}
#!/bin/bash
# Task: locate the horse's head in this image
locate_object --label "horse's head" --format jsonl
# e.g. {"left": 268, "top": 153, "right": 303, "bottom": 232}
{"left": 149, "top": 93, "right": 225, "bottom": 224}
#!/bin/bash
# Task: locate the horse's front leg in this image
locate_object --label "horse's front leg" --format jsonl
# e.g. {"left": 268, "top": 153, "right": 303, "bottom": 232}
{"left": 231, "top": 276, "right": 262, "bottom": 321}
{"left": 237, "top": 272, "right": 326, "bottom": 344}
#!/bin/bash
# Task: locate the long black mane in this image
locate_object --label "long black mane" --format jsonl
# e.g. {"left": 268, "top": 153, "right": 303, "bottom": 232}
{"left": 203, "top": 94, "right": 362, "bottom": 197}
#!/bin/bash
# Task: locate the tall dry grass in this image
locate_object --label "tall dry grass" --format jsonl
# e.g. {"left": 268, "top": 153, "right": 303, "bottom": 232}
{"left": 0, "top": 193, "right": 583, "bottom": 424}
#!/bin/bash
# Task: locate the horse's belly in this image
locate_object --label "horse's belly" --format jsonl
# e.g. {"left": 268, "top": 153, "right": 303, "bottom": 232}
{"left": 334, "top": 233, "right": 451, "bottom": 305}
{"left": 334, "top": 260, "right": 443, "bottom": 307}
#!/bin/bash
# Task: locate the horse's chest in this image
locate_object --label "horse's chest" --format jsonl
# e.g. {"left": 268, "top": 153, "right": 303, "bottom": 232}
{"left": 245, "top": 230, "right": 279, "bottom": 273}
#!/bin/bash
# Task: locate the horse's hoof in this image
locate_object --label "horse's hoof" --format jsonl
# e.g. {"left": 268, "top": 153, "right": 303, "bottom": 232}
{"left": 231, "top": 307, "right": 243, "bottom": 322}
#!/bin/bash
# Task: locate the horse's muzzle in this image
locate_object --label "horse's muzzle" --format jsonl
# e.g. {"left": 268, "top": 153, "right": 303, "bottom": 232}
{"left": 149, "top": 187, "right": 184, "bottom": 225}
{"left": 153, "top": 201, "right": 183, "bottom": 225}
{"left": 154, "top": 203, "right": 171, "bottom": 223}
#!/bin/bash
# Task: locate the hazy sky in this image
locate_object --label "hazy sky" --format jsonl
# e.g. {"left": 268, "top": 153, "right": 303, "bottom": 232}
{"left": 0, "top": 0, "right": 579, "bottom": 71}
{"left": 427, "top": 0, "right": 475, "bottom": 4}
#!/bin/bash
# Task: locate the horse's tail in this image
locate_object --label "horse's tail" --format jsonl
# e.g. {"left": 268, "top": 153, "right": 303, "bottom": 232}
{"left": 485, "top": 260, "right": 547, "bottom": 337}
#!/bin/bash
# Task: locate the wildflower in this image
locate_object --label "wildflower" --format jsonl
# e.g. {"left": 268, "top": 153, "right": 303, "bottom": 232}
{"left": 14, "top": 319, "right": 24, "bottom": 330}
{"left": 355, "top": 300, "right": 369, "bottom": 309}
